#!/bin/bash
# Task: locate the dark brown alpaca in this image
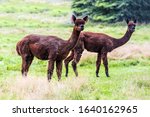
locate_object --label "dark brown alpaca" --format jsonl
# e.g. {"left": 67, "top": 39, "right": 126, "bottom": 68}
{"left": 64, "top": 19, "right": 136, "bottom": 77}
{"left": 16, "top": 15, "right": 88, "bottom": 81}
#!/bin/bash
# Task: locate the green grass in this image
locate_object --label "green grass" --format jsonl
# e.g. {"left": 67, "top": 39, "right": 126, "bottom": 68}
{"left": 0, "top": 0, "right": 150, "bottom": 100}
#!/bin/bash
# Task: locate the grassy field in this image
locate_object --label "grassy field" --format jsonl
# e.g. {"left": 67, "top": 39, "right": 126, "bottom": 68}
{"left": 0, "top": 0, "right": 150, "bottom": 100}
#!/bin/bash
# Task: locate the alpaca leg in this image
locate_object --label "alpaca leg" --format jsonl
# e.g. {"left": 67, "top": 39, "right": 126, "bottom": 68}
{"left": 56, "top": 60, "right": 63, "bottom": 81}
{"left": 21, "top": 59, "right": 27, "bottom": 77}
{"left": 72, "top": 60, "right": 77, "bottom": 77}
{"left": 96, "top": 53, "right": 101, "bottom": 77}
{"left": 47, "top": 59, "right": 54, "bottom": 82}
{"left": 72, "top": 52, "right": 82, "bottom": 77}
{"left": 21, "top": 55, "right": 34, "bottom": 77}
{"left": 102, "top": 52, "right": 109, "bottom": 77}
{"left": 64, "top": 51, "right": 74, "bottom": 77}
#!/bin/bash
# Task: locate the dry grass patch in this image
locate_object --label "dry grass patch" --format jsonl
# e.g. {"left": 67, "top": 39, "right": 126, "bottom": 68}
{"left": 108, "top": 43, "right": 150, "bottom": 59}
{"left": 0, "top": 76, "right": 87, "bottom": 100}
{"left": 81, "top": 43, "right": 150, "bottom": 60}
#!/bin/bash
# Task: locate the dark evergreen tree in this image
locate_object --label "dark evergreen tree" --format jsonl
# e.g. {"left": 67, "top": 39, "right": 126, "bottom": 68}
{"left": 72, "top": 0, "right": 150, "bottom": 23}
{"left": 72, "top": 0, "right": 93, "bottom": 17}
{"left": 119, "top": 0, "right": 150, "bottom": 23}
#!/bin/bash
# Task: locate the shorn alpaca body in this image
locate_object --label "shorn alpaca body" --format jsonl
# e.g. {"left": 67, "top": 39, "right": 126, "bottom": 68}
{"left": 64, "top": 19, "right": 136, "bottom": 77}
{"left": 16, "top": 15, "right": 88, "bottom": 81}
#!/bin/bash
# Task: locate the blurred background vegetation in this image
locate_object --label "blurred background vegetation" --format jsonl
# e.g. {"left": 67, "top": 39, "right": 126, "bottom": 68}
{"left": 72, "top": 0, "right": 150, "bottom": 23}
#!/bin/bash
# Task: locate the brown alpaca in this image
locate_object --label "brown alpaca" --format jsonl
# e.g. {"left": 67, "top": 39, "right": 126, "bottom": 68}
{"left": 16, "top": 15, "right": 88, "bottom": 81}
{"left": 64, "top": 19, "right": 136, "bottom": 77}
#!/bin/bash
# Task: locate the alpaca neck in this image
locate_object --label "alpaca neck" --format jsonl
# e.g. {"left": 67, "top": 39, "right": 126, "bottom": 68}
{"left": 113, "top": 29, "right": 133, "bottom": 49}
{"left": 63, "top": 27, "right": 80, "bottom": 52}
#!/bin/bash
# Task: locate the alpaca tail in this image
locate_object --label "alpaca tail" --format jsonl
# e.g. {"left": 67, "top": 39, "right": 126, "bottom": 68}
{"left": 16, "top": 41, "right": 21, "bottom": 56}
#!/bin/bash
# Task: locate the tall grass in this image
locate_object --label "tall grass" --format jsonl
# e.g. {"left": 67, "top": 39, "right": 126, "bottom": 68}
{"left": 0, "top": 70, "right": 149, "bottom": 100}
{"left": 0, "top": 76, "right": 88, "bottom": 100}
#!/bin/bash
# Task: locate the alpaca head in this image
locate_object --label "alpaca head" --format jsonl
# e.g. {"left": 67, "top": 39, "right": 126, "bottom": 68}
{"left": 126, "top": 19, "right": 136, "bottom": 33}
{"left": 72, "top": 15, "right": 88, "bottom": 31}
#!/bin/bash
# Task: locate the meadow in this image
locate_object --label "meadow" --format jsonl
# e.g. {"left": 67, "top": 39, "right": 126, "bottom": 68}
{"left": 0, "top": 0, "right": 150, "bottom": 100}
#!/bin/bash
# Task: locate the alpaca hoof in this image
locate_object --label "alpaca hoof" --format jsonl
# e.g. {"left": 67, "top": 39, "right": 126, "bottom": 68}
{"left": 96, "top": 74, "right": 100, "bottom": 77}
{"left": 48, "top": 79, "right": 51, "bottom": 82}
{"left": 75, "top": 72, "right": 78, "bottom": 77}
{"left": 65, "top": 74, "right": 68, "bottom": 77}
{"left": 106, "top": 72, "right": 110, "bottom": 77}
{"left": 58, "top": 79, "right": 61, "bottom": 81}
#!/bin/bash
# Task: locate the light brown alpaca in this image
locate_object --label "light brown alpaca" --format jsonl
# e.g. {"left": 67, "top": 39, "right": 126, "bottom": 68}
{"left": 64, "top": 19, "right": 136, "bottom": 77}
{"left": 16, "top": 15, "right": 88, "bottom": 81}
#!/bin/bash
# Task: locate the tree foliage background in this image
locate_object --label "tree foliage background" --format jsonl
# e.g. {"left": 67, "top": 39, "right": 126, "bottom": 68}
{"left": 72, "top": 0, "right": 150, "bottom": 23}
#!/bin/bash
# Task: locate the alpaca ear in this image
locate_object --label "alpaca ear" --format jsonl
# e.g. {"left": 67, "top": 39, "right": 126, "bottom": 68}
{"left": 72, "top": 15, "right": 76, "bottom": 24}
{"left": 134, "top": 19, "right": 137, "bottom": 23}
{"left": 126, "top": 19, "right": 129, "bottom": 24}
{"left": 83, "top": 16, "right": 88, "bottom": 22}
